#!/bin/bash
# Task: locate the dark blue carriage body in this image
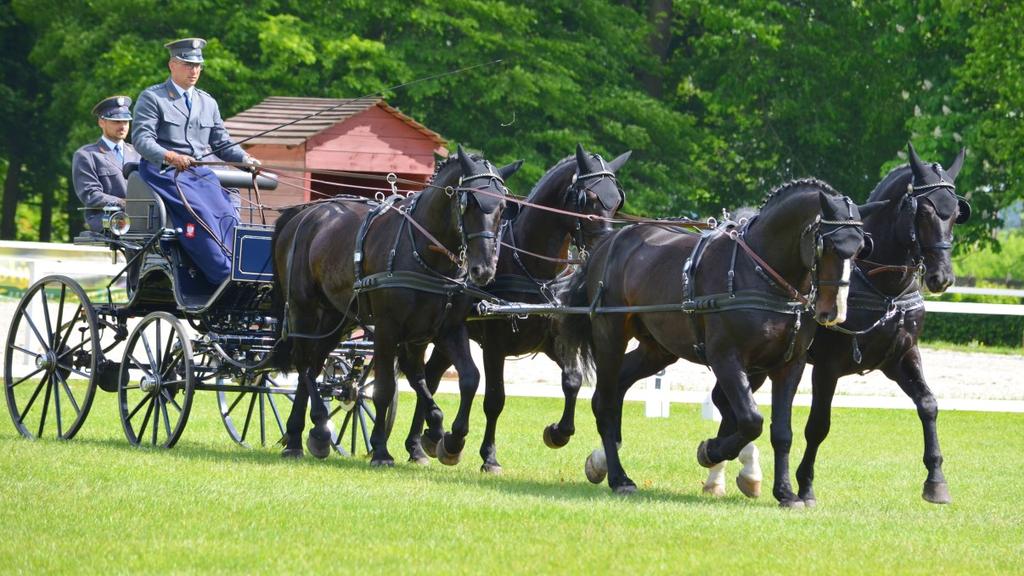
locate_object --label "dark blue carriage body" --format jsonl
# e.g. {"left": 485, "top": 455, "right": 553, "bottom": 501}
{"left": 231, "top": 225, "right": 274, "bottom": 283}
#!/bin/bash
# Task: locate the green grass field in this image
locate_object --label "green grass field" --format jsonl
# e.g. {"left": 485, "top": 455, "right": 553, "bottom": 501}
{"left": 2, "top": 390, "right": 1022, "bottom": 574}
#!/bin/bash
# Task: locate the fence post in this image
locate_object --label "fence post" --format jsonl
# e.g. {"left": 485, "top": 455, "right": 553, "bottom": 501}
{"left": 645, "top": 369, "right": 669, "bottom": 418}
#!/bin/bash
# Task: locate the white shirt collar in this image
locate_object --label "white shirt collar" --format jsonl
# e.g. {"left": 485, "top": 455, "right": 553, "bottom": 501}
{"left": 101, "top": 136, "right": 123, "bottom": 151}
{"left": 170, "top": 79, "right": 194, "bottom": 99}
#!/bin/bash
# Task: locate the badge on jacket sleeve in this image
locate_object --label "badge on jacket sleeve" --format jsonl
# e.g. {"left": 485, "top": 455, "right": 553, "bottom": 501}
{"left": 185, "top": 223, "right": 196, "bottom": 239}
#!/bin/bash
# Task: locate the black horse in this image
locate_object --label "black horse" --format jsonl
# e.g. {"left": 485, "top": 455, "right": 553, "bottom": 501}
{"left": 558, "top": 179, "right": 876, "bottom": 494}
{"left": 704, "top": 143, "right": 969, "bottom": 506}
{"left": 796, "top": 143, "right": 968, "bottom": 505}
{"left": 412, "top": 144, "right": 631, "bottom": 471}
{"left": 270, "top": 146, "right": 522, "bottom": 465}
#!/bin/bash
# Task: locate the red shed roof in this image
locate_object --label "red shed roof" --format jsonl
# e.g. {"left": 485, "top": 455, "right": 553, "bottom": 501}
{"left": 224, "top": 96, "right": 447, "bottom": 148}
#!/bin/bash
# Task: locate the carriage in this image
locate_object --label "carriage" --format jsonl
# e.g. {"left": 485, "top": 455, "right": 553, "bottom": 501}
{"left": 3, "top": 165, "right": 393, "bottom": 453}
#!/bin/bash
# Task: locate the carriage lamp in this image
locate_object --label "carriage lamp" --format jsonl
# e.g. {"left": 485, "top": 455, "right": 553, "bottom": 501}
{"left": 102, "top": 206, "right": 132, "bottom": 236}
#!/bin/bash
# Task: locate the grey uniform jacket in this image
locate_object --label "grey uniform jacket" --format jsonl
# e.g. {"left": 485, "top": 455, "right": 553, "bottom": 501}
{"left": 131, "top": 78, "right": 247, "bottom": 165}
{"left": 71, "top": 139, "right": 141, "bottom": 232}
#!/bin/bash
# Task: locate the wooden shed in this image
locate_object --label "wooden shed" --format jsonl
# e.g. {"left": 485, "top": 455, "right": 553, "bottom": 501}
{"left": 224, "top": 96, "right": 447, "bottom": 221}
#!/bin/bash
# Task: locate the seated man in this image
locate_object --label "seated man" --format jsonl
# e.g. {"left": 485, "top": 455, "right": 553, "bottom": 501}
{"left": 72, "top": 96, "right": 141, "bottom": 232}
{"left": 131, "top": 37, "right": 259, "bottom": 285}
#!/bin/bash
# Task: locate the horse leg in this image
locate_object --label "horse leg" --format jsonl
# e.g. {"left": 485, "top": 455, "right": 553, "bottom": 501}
{"left": 612, "top": 340, "right": 675, "bottom": 446}
{"left": 302, "top": 366, "right": 333, "bottom": 459}
{"left": 768, "top": 359, "right": 806, "bottom": 507}
{"left": 703, "top": 377, "right": 765, "bottom": 498}
{"left": 368, "top": 335, "right": 399, "bottom": 467}
{"left": 882, "top": 346, "right": 951, "bottom": 504}
{"left": 435, "top": 324, "right": 479, "bottom": 466}
{"left": 698, "top": 356, "right": 763, "bottom": 472}
{"left": 478, "top": 346, "right": 506, "bottom": 473}
{"left": 586, "top": 318, "right": 634, "bottom": 493}
{"left": 282, "top": 366, "right": 309, "bottom": 458}
{"left": 405, "top": 345, "right": 449, "bottom": 464}
{"left": 542, "top": 345, "right": 582, "bottom": 450}
{"left": 795, "top": 364, "right": 841, "bottom": 506}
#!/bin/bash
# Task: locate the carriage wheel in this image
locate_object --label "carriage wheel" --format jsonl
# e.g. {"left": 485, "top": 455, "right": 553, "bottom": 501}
{"left": 4, "top": 275, "right": 100, "bottom": 440}
{"left": 321, "top": 357, "right": 399, "bottom": 457}
{"left": 117, "top": 312, "right": 195, "bottom": 448}
{"left": 218, "top": 370, "right": 296, "bottom": 448}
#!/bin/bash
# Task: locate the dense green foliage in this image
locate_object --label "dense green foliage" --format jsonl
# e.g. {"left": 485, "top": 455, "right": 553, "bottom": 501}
{"left": 953, "top": 229, "right": 1024, "bottom": 284}
{"left": 1, "top": 0, "right": 1022, "bottom": 246}
{"left": 923, "top": 313, "right": 1024, "bottom": 348}
{"left": 2, "top": 392, "right": 1022, "bottom": 573}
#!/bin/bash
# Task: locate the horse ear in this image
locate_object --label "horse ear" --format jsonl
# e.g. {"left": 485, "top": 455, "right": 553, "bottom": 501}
{"left": 907, "top": 141, "right": 927, "bottom": 181}
{"left": 818, "top": 190, "right": 833, "bottom": 215}
{"left": 456, "top": 144, "right": 467, "bottom": 160}
{"left": 607, "top": 150, "right": 632, "bottom": 173}
{"left": 946, "top": 147, "right": 967, "bottom": 181}
{"left": 856, "top": 199, "right": 890, "bottom": 220}
{"left": 575, "top": 143, "right": 588, "bottom": 165}
{"left": 497, "top": 159, "right": 524, "bottom": 181}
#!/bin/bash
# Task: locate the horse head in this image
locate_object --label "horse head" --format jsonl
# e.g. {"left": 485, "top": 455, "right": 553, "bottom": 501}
{"left": 454, "top": 144, "right": 523, "bottom": 285}
{"left": 569, "top": 143, "right": 631, "bottom": 249}
{"left": 905, "top": 142, "right": 969, "bottom": 293}
{"left": 805, "top": 191, "right": 874, "bottom": 327}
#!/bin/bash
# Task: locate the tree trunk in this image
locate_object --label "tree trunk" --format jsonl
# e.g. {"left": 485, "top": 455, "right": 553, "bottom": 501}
{"left": 1, "top": 155, "right": 23, "bottom": 240}
{"left": 39, "top": 177, "right": 53, "bottom": 242}
{"left": 642, "top": 0, "right": 673, "bottom": 98}
{"left": 66, "top": 177, "right": 83, "bottom": 241}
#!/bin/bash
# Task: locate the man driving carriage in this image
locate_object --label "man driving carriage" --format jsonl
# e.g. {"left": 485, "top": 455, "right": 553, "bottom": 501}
{"left": 131, "top": 37, "right": 260, "bottom": 285}
{"left": 72, "top": 96, "right": 141, "bottom": 232}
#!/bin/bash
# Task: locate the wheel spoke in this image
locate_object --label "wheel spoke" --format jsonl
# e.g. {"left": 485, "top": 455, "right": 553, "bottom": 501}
{"left": 22, "top": 310, "right": 50, "bottom": 350}
{"left": 154, "top": 322, "right": 162, "bottom": 380}
{"left": 53, "top": 284, "right": 67, "bottom": 349}
{"left": 136, "top": 396, "right": 155, "bottom": 440}
{"left": 55, "top": 306, "right": 84, "bottom": 353}
{"left": 225, "top": 391, "right": 247, "bottom": 417}
{"left": 38, "top": 287, "right": 54, "bottom": 344}
{"left": 9, "top": 366, "right": 46, "bottom": 389}
{"left": 127, "top": 393, "right": 152, "bottom": 423}
{"left": 56, "top": 371, "right": 82, "bottom": 417}
{"left": 10, "top": 343, "right": 43, "bottom": 359}
{"left": 140, "top": 330, "right": 159, "bottom": 377}
{"left": 151, "top": 394, "right": 161, "bottom": 445}
{"left": 358, "top": 404, "right": 371, "bottom": 454}
{"left": 161, "top": 396, "right": 173, "bottom": 440}
{"left": 56, "top": 335, "right": 92, "bottom": 362}
{"left": 161, "top": 389, "right": 183, "bottom": 414}
{"left": 37, "top": 375, "right": 54, "bottom": 437}
{"left": 127, "top": 355, "right": 154, "bottom": 380}
{"left": 259, "top": 392, "right": 267, "bottom": 447}
{"left": 267, "top": 392, "right": 286, "bottom": 437}
{"left": 160, "top": 350, "right": 183, "bottom": 381}
{"left": 54, "top": 375, "right": 64, "bottom": 437}
{"left": 240, "top": 392, "right": 257, "bottom": 443}
{"left": 17, "top": 374, "right": 49, "bottom": 424}
{"left": 55, "top": 362, "right": 91, "bottom": 380}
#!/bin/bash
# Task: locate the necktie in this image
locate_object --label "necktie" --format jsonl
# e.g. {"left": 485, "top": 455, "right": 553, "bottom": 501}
{"left": 184, "top": 90, "right": 192, "bottom": 112}
{"left": 114, "top": 144, "right": 124, "bottom": 165}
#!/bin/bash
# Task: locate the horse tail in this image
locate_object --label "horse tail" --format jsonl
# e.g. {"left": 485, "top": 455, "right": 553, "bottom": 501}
{"left": 269, "top": 204, "right": 312, "bottom": 371}
{"left": 555, "top": 264, "right": 595, "bottom": 381}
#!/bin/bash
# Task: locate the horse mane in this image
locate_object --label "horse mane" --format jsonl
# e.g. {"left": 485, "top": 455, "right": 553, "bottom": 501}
{"left": 525, "top": 155, "right": 576, "bottom": 202}
{"left": 759, "top": 177, "right": 843, "bottom": 212}
{"left": 427, "top": 150, "right": 485, "bottom": 187}
{"left": 867, "top": 164, "right": 912, "bottom": 202}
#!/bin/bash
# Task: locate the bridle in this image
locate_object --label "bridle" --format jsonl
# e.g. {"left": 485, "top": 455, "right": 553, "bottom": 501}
{"left": 445, "top": 163, "right": 509, "bottom": 266}
{"left": 567, "top": 154, "right": 624, "bottom": 260}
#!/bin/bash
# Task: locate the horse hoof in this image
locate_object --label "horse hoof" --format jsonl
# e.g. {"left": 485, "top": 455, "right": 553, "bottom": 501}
{"left": 481, "top": 463, "right": 503, "bottom": 475}
{"left": 923, "top": 481, "right": 952, "bottom": 504}
{"left": 802, "top": 498, "right": 818, "bottom": 508}
{"left": 370, "top": 458, "right": 395, "bottom": 468}
{"left": 408, "top": 455, "right": 431, "bottom": 466}
{"left": 543, "top": 424, "right": 570, "bottom": 449}
{"left": 585, "top": 449, "right": 607, "bottom": 484}
{"left": 306, "top": 433, "right": 331, "bottom": 460}
{"left": 613, "top": 483, "right": 637, "bottom": 495}
{"left": 420, "top": 435, "right": 439, "bottom": 459}
{"left": 779, "top": 499, "right": 805, "bottom": 509}
{"left": 281, "top": 447, "right": 304, "bottom": 459}
{"left": 436, "top": 436, "right": 462, "bottom": 466}
{"left": 736, "top": 475, "right": 762, "bottom": 499}
{"left": 696, "top": 440, "right": 717, "bottom": 469}
{"left": 702, "top": 482, "right": 726, "bottom": 498}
